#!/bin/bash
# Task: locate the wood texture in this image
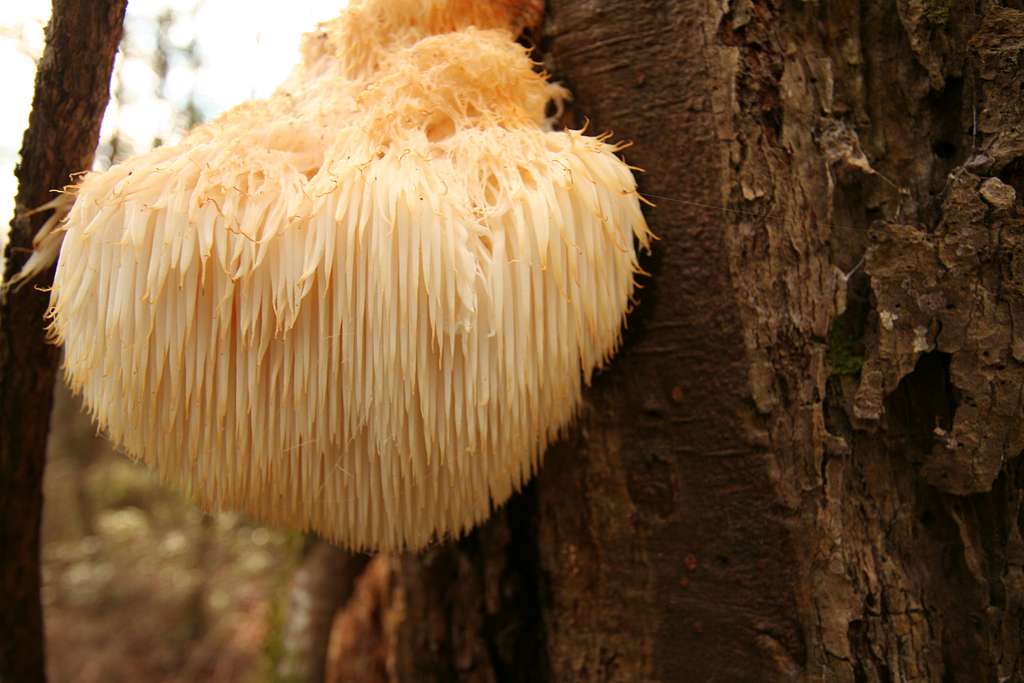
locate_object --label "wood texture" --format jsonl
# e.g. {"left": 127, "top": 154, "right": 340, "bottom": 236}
{"left": 0, "top": 3, "right": 126, "bottom": 681}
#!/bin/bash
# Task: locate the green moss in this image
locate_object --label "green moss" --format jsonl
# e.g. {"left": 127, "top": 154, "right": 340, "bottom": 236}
{"left": 923, "top": 0, "right": 954, "bottom": 25}
{"left": 260, "top": 596, "right": 291, "bottom": 683}
{"left": 254, "top": 532, "right": 307, "bottom": 683}
{"left": 826, "top": 310, "right": 866, "bottom": 378}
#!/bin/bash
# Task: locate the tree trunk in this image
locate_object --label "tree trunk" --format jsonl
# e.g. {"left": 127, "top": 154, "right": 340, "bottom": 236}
{"left": 0, "top": 3, "right": 125, "bottom": 682}
{"left": 279, "top": 542, "right": 369, "bottom": 683}
{"left": 326, "top": 0, "right": 1024, "bottom": 681}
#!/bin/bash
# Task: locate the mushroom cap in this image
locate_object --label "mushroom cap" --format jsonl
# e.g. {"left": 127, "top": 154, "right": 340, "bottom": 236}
{"left": 49, "top": 0, "right": 651, "bottom": 551}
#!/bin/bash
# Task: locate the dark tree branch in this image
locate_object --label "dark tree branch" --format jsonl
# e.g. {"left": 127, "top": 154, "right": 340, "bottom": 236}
{"left": 0, "top": 2, "right": 126, "bottom": 681}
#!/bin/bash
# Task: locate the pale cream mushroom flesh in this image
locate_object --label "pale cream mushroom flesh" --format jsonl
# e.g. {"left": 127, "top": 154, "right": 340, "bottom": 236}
{"left": 36, "top": 0, "right": 652, "bottom": 551}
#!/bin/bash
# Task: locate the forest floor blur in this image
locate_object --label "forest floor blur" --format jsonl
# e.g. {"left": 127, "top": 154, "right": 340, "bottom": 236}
{"left": 42, "top": 380, "right": 303, "bottom": 683}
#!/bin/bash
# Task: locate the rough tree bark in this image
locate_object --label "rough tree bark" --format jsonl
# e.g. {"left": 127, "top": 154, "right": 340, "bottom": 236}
{"left": 325, "top": 0, "right": 1024, "bottom": 681}
{"left": 0, "top": 3, "right": 125, "bottom": 682}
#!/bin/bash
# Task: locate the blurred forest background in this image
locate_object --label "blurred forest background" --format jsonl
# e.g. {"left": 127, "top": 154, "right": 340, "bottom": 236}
{"left": 3, "top": 3, "right": 367, "bottom": 681}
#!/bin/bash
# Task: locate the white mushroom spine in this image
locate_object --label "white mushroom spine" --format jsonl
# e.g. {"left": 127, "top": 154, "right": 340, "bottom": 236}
{"left": 40, "top": 0, "right": 652, "bottom": 551}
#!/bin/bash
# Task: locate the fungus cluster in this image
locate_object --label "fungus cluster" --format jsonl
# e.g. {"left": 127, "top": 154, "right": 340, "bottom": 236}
{"left": 25, "top": 0, "right": 651, "bottom": 551}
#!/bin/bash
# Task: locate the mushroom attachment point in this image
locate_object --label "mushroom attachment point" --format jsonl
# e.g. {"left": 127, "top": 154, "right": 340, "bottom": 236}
{"left": 33, "top": 0, "right": 652, "bottom": 551}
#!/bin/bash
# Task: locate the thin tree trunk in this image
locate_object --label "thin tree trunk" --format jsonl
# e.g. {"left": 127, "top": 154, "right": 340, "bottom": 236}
{"left": 327, "top": 0, "right": 1024, "bottom": 680}
{"left": 0, "top": 3, "right": 125, "bottom": 682}
{"left": 279, "top": 541, "right": 369, "bottom": 683}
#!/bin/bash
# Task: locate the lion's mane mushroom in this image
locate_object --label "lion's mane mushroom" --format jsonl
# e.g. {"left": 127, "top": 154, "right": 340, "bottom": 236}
{"left": 31, "top": 0, "right": 651, "bottom": 551}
